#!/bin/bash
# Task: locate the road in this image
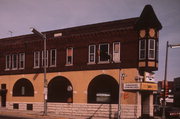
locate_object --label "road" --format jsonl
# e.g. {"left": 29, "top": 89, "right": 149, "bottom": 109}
{"left": 0, "top": 115, "right": 33, "bottom": 119}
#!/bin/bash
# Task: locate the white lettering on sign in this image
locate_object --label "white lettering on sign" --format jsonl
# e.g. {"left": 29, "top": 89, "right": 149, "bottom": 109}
{"left": 123, "top": 83, "right": 140, "bottom": 90}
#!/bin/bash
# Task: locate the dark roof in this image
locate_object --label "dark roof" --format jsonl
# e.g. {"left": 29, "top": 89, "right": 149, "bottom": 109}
{"left": 135, "top": 4, "right": 162, "bottom": 30}
{"left": 44, "top": 17, "right": 139, "bottom": 38}
{"left": 0, "top": 17, "right": 138, "bottom": 45}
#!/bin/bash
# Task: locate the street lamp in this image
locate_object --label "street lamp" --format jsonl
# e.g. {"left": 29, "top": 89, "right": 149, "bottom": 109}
{"left": 30, "top": 27, "right": 47, "bottom": 116}
{"left": 162, "top": 41, "right": 180, "bottom": 119}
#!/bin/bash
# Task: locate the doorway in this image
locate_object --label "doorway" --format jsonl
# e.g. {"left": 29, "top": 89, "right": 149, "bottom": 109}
{"left": 0, "top": 84, "right": 7, "bottom": 107}
{"left": 141, "top": 92, "right": 150, "bottom": 117}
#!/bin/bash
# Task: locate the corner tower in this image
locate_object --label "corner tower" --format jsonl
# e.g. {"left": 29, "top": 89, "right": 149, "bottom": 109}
{"left": 135, "top": 5, "right": 162, "bottom": 72}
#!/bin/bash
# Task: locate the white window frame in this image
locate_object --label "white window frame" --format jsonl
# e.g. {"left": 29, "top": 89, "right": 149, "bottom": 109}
{"left": 12, "top": 54, "right": 18, "bottom": 70}
{"left": 99, "top": 43, "right": 110, "bottom": 63}
{"left": 113, "top": 42, "right": 121, "bottom": 63}
{"left": 66, "top": 47, "right": 73, "bottom": 66}
{"left": 5, "top": 55, "right": 11, "bottom": 70}
{"left": 50, "top": 49, "right": 57, "bottom": 67}
{"left": 148, "top": 39, "right": 156, "bottom": 60}
{"left": 139, "top": 40, "right": 146, "bottom": 60}
{"left": 88, "top": 45, "right": 96, "bottom": 64}
{"left": 42, "top": 50, "right": 49, "bottom": 67}
{"left": 19, "top": 53, "right": 25, "bottom": 69}
{"left": 34, "top": 51, "right": 40, "bottom": 68}
{"left": 156, "top": 42, "right": 159, "bottom": 60}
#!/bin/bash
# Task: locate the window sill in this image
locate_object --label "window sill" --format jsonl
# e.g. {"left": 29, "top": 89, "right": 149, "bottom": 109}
{"left": 87, "top": 62, "right": 96, "bottom": 65}
{"left": 5, "top": 69, "right": 10, "bottom": 71}
{"left": 65, "top": 64, "right": 73, "bottom": 66}
{"left": 113, "top": 61, "right": 121, "bottom": 63}
{"left": 33, "top": 67, "right": 40, "bottom": 69}
{"left": 49, "top": 65, "right": 56, "bottom": 68}
{"left": 98, "top": 61, "right": 110, "bottom": 64}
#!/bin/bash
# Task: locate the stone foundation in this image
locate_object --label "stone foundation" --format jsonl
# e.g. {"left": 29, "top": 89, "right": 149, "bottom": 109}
{"left": 6, "top": 102, "right": 140, "bottom": 119}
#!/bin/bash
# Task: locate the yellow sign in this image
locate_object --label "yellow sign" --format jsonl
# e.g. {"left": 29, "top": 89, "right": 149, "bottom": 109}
{"left": 141, "top": 83, "right": 157, "bottom": 91}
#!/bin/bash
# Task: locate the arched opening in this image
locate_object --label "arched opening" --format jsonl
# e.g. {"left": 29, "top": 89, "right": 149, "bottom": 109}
{"left": 88, "top": 74, "right": 119, "bottom": 104}
{"left": 13, "top": 78, "right": 34, "bottom": 96}
{"left": 48, "top": 76, "right": 73, "bottom": 103}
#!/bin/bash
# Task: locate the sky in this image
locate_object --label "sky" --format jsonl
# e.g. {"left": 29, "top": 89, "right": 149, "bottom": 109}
{"left": 0, "top": 0, "right": 180, "bottom": 81}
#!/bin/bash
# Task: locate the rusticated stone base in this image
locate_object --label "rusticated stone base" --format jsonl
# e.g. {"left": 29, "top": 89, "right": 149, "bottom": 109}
{"left": 6, "top": 102, "right": 140, "bottom": 119}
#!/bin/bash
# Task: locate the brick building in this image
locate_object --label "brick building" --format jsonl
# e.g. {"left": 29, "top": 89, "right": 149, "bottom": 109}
{"left": 0, "top": 5, "right": 162, "bottom": 118}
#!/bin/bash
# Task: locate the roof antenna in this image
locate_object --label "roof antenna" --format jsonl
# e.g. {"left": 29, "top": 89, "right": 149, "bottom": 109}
{"left": 8, "top": 30, "right": 13, "bottom": 37}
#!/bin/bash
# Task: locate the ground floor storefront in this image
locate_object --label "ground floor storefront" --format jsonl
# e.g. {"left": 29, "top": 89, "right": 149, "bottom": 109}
{"left": 0, "top": 69, "right": 157, "bottom": 118}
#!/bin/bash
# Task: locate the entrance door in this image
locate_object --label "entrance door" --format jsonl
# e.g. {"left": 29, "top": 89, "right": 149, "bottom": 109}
{"left": 141, "top": 92, "right": 150, "bottom": 117}
{"left": 1, "top": 84, "right": 7, "bottom": 107}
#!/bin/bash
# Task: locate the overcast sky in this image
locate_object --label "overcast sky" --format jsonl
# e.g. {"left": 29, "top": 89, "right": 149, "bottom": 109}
{"left": 0, "top": 0, "right": 180, "bottom": 81}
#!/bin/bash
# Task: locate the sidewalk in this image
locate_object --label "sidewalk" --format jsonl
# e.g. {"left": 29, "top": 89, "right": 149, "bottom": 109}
{"left": 0, "top": 108, "right": 69, "bottom": 119}
{"left": 0, "top": 108, "right": 109, "bottom": 119}
{"left": 0, "top": 108, "right": 161, "bottom": 119}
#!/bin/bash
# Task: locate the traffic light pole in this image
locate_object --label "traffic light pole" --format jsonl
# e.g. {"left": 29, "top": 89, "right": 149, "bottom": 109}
{"left": 162, "top": 41, "right": 169, "bottom": 119}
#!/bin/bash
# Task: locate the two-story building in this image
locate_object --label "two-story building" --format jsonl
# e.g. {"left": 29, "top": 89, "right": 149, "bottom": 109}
{"left": 0, "top": 5, "right": 162, "bottom": 118}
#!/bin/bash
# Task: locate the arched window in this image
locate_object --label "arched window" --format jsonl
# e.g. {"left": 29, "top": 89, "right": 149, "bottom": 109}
{"left": 48, "top": 76, "right": 73, "bottom": 103}
{"left": 13, "top": 78, "right": 34, "bottom": 96}
{"left": 88, "top": 74, "right": 119, "bottom": 104}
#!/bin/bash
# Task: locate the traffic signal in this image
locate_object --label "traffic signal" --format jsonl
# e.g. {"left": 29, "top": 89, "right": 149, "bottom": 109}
{"left": 165, "top": 84, "right": 169, "bottom": 97}
{"left": 161, "top": 80, "right": 169, "bottom": 97}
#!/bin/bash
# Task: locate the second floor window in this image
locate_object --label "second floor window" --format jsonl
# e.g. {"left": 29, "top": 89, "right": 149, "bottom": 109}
{"left": 50, "top": 49, "right": 57, "bottom": 67}
{"left": 113, "top": 42, "right": 120, "bottom": 63}
{"left": 66, "top": 47, "right": 73, "bottom": 65}
{"left": 19, "top": 53, "right": 25, "bottom": 69}
{"left": 139, "top": 40, "right": 146, "bottom": 60}
{"left": 42, "top": 50, "right": 49, "bottom": 67}
{"left": 99, "top": 44, "right": 110, "bottom": 62}
{"left": 5, "top": 55, "right": 11, "bottom": 70}
{"left": 34, "top": 51, "right": 40, "bottom": 68}
{"left": 12, "top": 54, "right": 18, "bottom": 70}
{"left": 148, "top": 39, "right": 155, "bottom": 59}
{"left": 88, "top": 45, "right": 96, "bottom": 63}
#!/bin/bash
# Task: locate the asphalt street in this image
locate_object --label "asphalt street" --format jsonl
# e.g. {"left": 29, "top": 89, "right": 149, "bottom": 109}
{"left": 0, "top": 115, "right": 33, "bottom": 119}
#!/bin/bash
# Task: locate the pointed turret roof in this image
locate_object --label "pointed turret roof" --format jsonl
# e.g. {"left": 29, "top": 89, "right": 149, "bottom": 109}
{"left": 135, "top": 4, "right": 162, "bottom": 30}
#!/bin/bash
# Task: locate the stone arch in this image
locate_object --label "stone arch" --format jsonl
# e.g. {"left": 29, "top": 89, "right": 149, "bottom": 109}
{"left": 13, "top": 78, "right": 34, "bottom": 96}
{"left": 88, "top": 74, "right": 119, "bottom": 104}
{"left": 48, "top": 76, "right": 73, "bottom": 103}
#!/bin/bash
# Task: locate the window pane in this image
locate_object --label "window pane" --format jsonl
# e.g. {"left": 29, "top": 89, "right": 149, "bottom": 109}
{"left": 140, "top": 50, "right": 145, "bottom": 59}
{"left": 148, "top": 39, "right": 155, "bottom": 59}
{"left": 67, "top": 48, "right": 72, "bottom": 56}
{"left": 150, "top": 40, "right": 155, "bottom": 49}
{"left": 6, "top": 55, "right": 11, "bottom": 69}
{"left": 89, "top": 45, "right": 95, "bottom": 63}
{"left": 34, "top": 51, "right": 40, "bottom": 68}
{"left": 42, "top": 51, "right": 48, "bottom": 67}
{"left": 90, "top": 45, "right": 95, "bottom": 53}
{"left": 50, "top": 49, "right": 56, "bottom": 66}
{"left": 114, "top": 43, "right": 119, "bottom": 53}
{"left": 66, "top": 48, "right": 73, "bottom": 65}
{"left": 19, "top": 53, "right": 25, "bottom": 69}
{"left": 139, "top": 40, "right": 146, "bottom": 60}
{"left": 100, "top": 44, "right": 109, "bottom": 62}
{"left": 90, "top": 55, "right": 94, "bottom": 62}
{"left": 149, "top": 50, "right": 155, "bottom": 59}
{"left": 68, "top": 56, "right": 72, "bottom": 64}
{"left": 12, "top": 54, "right": 18, "bottom": 69}
{"left": 140, "top": 40, "right": 145, "bottom": 49}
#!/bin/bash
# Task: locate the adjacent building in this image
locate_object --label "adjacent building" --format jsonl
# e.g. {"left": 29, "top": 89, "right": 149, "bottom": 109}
{"left": 174, "top": 77, "right": 180, "bottom": 107}
{"left": 0, "top": 5, "right": 162, "bottom": 118}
